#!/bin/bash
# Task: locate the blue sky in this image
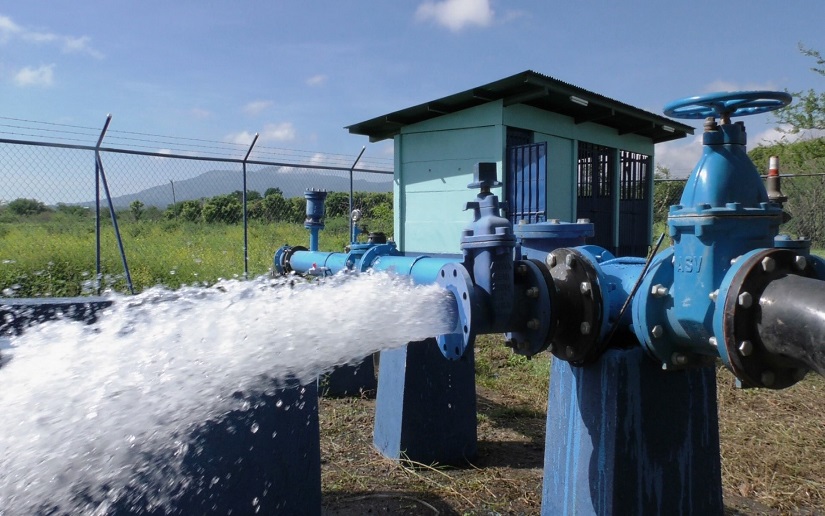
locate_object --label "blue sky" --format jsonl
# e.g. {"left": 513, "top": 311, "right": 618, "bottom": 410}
{"left": 2, "top": 0, "right": 824, "bottom": 177}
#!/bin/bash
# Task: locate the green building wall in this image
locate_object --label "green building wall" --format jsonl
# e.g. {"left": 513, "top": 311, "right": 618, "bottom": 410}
{"left": 393, "top": 101, "right": 656, "bottom": 254}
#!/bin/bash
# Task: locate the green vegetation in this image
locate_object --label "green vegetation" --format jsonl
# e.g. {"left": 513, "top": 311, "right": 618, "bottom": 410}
{"left": 0, "top": 190, "right": 393, "bottom": 297}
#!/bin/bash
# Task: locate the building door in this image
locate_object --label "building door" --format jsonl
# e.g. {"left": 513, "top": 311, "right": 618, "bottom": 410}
{"left": 618, "top": 151, "right": 652, "bottom": 257}
{"left": 507, "top": 142, "right": 547, "bottom": 224}
{"left": 577, "top": 142, "right": 614, "bottom": 252}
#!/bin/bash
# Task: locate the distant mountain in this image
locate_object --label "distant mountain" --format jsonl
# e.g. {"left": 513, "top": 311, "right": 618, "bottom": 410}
{"left": 82, "top": 165, "right": 392, "bottom": 209}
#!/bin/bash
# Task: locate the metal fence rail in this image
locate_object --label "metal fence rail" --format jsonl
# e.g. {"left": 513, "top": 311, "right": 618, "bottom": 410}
{"left": 0, "top": 118, "right": 392, "bottom": 294}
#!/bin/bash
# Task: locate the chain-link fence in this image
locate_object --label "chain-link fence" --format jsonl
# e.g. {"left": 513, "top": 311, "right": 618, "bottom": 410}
{"left": 0, "top": 117, "right": 393, "bottom": 294}
{"left": 653, "top": 174, "right": 825, "bottom": 248}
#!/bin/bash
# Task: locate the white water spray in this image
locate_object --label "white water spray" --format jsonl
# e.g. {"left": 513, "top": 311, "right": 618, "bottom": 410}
{"left": 0, "top": 272, "right": 453, "bottom": 514}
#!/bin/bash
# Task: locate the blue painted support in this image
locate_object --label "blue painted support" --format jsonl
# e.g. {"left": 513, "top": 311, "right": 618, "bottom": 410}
{"left": 154, "top": 380, "right": 321, "bottom": 515}
{"left": 319, "top": 356, "right": 377, "bottom": 397}
{"left": 0, "top": 297, "right": 112, "bottom": 336}
{"left": 1, "top": 298, "right": 323, "bottom": 514}
{"left": 374, "top": 338, "right": 477, "bottom": 465}
{"left": 542, "top": 346, "right": 722, "bottom": 516}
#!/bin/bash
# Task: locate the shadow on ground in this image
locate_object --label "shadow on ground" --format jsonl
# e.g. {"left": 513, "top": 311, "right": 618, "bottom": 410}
{"left": 322, "top": 491, "right": 460, "bottom": 515}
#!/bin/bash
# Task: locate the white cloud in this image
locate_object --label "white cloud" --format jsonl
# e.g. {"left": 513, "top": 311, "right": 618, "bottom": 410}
{"left": 703, "top": 80, "right": 778, "bottom": 93}
{"left": 61, "top": 35, "right": 104, "bottom": 58}
{"left": 242, "top": 100, "right": 273, "bottom": 116}
{"left": 225, "top": 122, "right": 296, "bottom": 146}
{"left": 0, "top": 14, "right": 103, "bottom": 58}
{"left": 261, "top": 122, "right": 296, "bottom": 142}
{"left": 0, "top": 15, "right": 21, "bottom": 42}
{"left": 226, "top": 130, "right": 257, "bottom": 146}
{"left": 14, "top": 64, "right": 55, "bottom": 87}
{"left": 654, "top": 136, "right": 703, "bottom": 178}
{"left": 415, "top": 0, "right": 494, "bottom": 31}
{"left": 306, "top": 74, "right": 327, "bottom": 87}
{"left": 189, "top": 108, "right": 211, "bottom": 119}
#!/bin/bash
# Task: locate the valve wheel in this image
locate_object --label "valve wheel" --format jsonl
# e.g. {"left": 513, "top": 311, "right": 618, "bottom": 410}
{"left": 663, "top": 91, "right": 791, "bottom": 119}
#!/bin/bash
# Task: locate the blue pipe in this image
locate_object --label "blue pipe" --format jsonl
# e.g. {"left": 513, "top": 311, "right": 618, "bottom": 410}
{"left": 370, "top": 255, "right": 457, "bottom": 284}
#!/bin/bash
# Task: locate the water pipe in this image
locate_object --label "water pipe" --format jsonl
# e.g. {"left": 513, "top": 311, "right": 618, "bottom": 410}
{"left": 304, "top": 189, "right": 328, "bottom": 252}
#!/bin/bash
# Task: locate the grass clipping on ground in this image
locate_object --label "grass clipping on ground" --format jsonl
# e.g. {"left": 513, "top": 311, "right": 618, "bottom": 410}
{"left": 319, "top": 335, "right": 825, "bottom": 515}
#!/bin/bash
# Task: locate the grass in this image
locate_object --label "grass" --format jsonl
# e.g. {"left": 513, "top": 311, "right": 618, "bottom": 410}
{"left": 0, "top": 216, "right": 354, "bottom": 296}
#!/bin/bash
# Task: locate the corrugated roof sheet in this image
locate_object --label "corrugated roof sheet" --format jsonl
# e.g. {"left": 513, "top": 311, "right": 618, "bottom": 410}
{"left": 346, "top": 70, "right": 693, "bottom": 144}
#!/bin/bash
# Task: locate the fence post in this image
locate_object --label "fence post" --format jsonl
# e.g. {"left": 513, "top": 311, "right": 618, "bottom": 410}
{"left": 349, "top": 146, "right": 366, "bottom": 244}
{"left": 242, "top": 133, "right": 259, "bottom": 280}
{"left": 95, "top": 115, "right": 135, "bottom": 294}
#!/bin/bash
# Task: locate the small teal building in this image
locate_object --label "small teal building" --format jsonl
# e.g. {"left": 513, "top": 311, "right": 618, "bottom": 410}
{"left": 347, "top": 70, "right": 693, "bottom": 257}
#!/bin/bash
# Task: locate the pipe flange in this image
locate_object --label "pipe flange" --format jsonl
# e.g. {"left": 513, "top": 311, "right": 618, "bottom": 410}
{"left": 435, "top": 263, "right": 476, "bottom": 360}
{"left": 274, "top": 245, "right": 307, "bottom": 275}
{"left": 506, "top": 259, "right": 557, "bottom": 357}
{"left": 358, "top": 243, "right": 398, "bottom": 272}
{"left": 716, "top": 248, "right": 814, "bottom": 389}
{"left": 547, "top": 248, "right": 603, "bottom": 364}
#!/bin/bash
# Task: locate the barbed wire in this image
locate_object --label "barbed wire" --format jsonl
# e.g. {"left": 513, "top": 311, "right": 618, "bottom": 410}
{"left": 0, "top": 115, "right": 394, "bottom": 168}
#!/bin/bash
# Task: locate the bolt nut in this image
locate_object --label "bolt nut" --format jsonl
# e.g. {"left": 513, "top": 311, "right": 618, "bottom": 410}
{"left": 651, "top": 325, "right": 664, "bottom": 338}
{"left": 565, "top": 346, "right": 575, "bottom": 359}
{"left": 761, "top": 370, "right": 776, "bottom": 387}
{"left": 565, "top": 254, "right": 576, "bottom": 268}
{"left": 580, "top": 322, "right": 591, "bottom": 335}
{"left": 709, "top": 336, "right": 718, "bottom": 348}
{"left": 709, "top": 290, "right": 719, "bottom": 302}
{"left": 795, "top": 255, "right": 807, "bottom": 271}
{"left": 761, "top": 256, "right": 776, "bottom": 273}
{"left": 738, "top": 340, "right": 753, "bottom": 357}
{"left": 580, "top": 281, "right": 591, "bottom": 295}
{"left": 547, "top": 254, "right": 557, "bottom": 268}
{"left": 737, "top": 292, "right": 753, "bottom": 308}
{"left": 526, "top": 318, "right": 540, "bottom": 330}
{"left": 526, "top": 286, "right": 539, "bottom": 298}
{"left": 517, "top": 264, "right": 528, "bottom": 275}
{"left": 730, "top": 256, "right": 740, "bottom": 265}
{"left": 671, "top": 353, "right": 689, "bottom": 366}
{"left": 651, "top": 284, "right": 669, "bottom": 297}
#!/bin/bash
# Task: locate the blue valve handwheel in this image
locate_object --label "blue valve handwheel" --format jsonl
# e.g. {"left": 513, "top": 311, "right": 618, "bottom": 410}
{"left": 664, "top": 91, "right": 791, "bottom": 119}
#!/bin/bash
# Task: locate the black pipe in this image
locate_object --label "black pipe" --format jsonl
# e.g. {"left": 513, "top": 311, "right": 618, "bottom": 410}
{"left": 757, "top": 273, "right": 825, "bottom": 376}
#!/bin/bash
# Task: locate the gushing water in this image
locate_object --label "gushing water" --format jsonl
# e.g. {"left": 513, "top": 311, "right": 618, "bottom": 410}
{"left": 0, "top": 272, "right": 453, "bottom": 514}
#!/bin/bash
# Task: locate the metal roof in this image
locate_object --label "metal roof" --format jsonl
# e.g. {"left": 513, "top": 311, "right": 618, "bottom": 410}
{"left": 346, "top": 70, "right": 693, "bottom": 144}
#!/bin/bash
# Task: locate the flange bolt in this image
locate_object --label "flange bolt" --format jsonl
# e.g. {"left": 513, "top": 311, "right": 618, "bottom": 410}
{"left": 651, "top": 325, "right": 664, "bottom": 338}
{"left": 761, "top": 256, "right": 776, "bottom": 273}
{"left": 671, "top": 353, "right": 689, "bottom": 366}
{"left": 580, "top": 281, "right": 591, "bottom": 295}
{"left": 795, "top": 255, "right": 807, "bottom": 271}
{"left": 580, "top": 322, "right": 591, "bottom": 335}
{"left": 526, "top": 286, "right": 539, "bottom": 298}
{"left": 738, "top": 292, "right": 753, "bottom": 308}
{"left": 651, "top": 284, "right": 669, "bottom": 297}
{"left": 738, "top": 340, "right": 753, "bottom": 357}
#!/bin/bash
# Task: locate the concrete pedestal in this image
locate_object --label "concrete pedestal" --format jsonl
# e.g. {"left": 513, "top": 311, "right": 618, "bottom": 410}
{"left": 373, "top": 338, "right": 477, "bottom": 465}
{"left": 542, "top": 346, "right": 723, "bottom": 515}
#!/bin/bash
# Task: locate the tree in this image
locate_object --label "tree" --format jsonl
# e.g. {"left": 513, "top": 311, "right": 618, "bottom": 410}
{"left": 264, "top": 187, "right": 283, "bottom": 198}
{"left": 773, "top": 44, "right": 825, "bottom": 134}
{"left": 7, "top": 198, "right": 48, "bottom": 216}
{"left": 130, "top": 200, "right": 145, "bottom": 221}
{"left": 202, "top": 194, "right": 242, "bottom": 224}
{"left": 652, "top": 166, "right": 684, "bottom": 227}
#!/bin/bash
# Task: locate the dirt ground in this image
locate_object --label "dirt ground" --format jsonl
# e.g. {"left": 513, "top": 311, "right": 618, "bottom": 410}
{"left": 318, "top": 390, "right": 822, "bottom": 515}
{"left": 316, "top": 353, "right": 825, "bottom": 516}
